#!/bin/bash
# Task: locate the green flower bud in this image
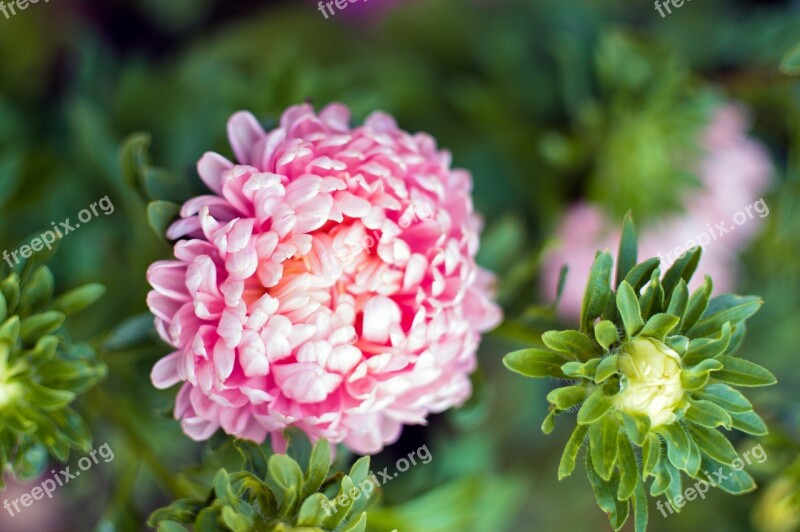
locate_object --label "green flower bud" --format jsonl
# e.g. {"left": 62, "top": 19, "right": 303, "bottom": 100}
{"left": 614, "top": 337, "right": 683, "bottom": 427}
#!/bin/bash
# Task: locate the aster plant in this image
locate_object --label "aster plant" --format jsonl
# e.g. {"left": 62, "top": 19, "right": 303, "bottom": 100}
{"left": 149, "top": 429, "right": 372, "bottom": 532}
{"left": 143, "top": 103, "right": 501, "bottom": 455}
{"left": 504, "top": 214, "right": 776, "bottom": 531}
{"left": 0, "top": 262, "right": 106, "bottom": 486}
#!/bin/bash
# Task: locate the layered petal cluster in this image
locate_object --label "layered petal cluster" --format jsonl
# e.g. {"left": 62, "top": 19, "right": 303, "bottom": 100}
{"left": 542, "top": 103, "right": 773, "bottom": 317}
{"left": 147, "top": 103, "right": 501, "bottom": 454}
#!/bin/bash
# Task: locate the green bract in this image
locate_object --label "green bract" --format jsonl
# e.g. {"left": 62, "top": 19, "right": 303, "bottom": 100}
{"left": 503, "top": 214, "right": 776, "bottom": 531}
{"left": 0, "top": 266, "right": 106, "bottom": 487}
{"left": 149, "top": 430, "right": 372, "bottom": 532}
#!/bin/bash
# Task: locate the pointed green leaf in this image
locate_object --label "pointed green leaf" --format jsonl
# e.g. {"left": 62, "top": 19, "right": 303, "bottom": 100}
{"left": 694, "top": 384, "right": 752, "bottom": 413}
{"left": 542, "top": 330, "right": 601, "bottom": 362}
{"left": 580, "top": 252, "right": 613, "bottom": 332}
{"left": 683, "top": 322, "right": 732, "bottom": 366}
{"left": 547, "top": 385, "right": 589, "bottom": 410}
{"left": 662, "top": 247, "right": 702, "bottom": 298}
{"left": 616, "top": 212, "right": 637, "bottom": 288}
{"left": 680, "top": 276, "right": 712, "bottom": 334}
{"left": 616, "top": 432, "right": 637, "bottom": 500}
{"left": 681, "top": 359, "right": 724, "bottom": 390}
{"left": 594, "top": 320, "right": 619, "bottom": 350}
{"left": 503, "top": 349, "right": 568, "bottom": 378}
{"left": 578, "top": 388, "right": 614, "bottom": 425}
{"left": 658, "top": 423, "right": 701, "bottom": 476}
{"left": 595, "top": 355, "right": 619, "bottom": 383}
{"left": 688, "top": 295, "right": 762, "bottom": 338}
{"left": 639, "top": 313, "right": 680, "bottom": 342}
{"left": 621, "top": 411, "right": 650, "bottom": 446}
{"left": 558, "top": 424, "right": 588, "bottom": 480}
{"left": 684, "top": 399, "right": 732, "bottom": 429}
{"left": 51, "top": 284, "right": 106, "bottom": 315}
{"left": 686, "top": 423, "right": 738, "bottom": 464}
{"left": 729, "top": 410, "right": 768, "bottom": 436}
{"left": 616, "top": 281, "right": 643, "bottom": 337}
{"left": 714, "top": 356, "right": 777, "bottom": 387}
{"left": 589, "top": 413, "right": 619, "bottom": 480}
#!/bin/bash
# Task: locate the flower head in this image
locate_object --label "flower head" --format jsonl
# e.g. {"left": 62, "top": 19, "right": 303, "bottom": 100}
{"left": 614, "top": 337, "right": 683, "bottom": 427}
{"left": 505, "top": 215, "right": 775, "bottom": 532}
{"left": 147, "top": 103, "right": 501, "bottom": 454}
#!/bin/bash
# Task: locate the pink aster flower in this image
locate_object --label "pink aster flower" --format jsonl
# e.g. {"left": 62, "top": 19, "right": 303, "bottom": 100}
{"left": 542, "top": 103, "right": 773, "bottom": 318}
{"left": 146, "top": 103, "right": 501, "bottom": 454}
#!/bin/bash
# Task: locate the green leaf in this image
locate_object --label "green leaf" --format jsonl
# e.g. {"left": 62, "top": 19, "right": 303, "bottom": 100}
{"left": 661, "top": 247, "right": 701, "bottom": 299}
{"left": 700, "top": 456, "right": 756, "bottom": 495}
{"left": 680, "top": 275, "right": 712, "bottom": 334}
{"left": 503, "top": 348, "right": 568, "bottom": 378}
{"left": 541, "top": 411, "right": 556, "bottom": 435}
{"left": 589, "top": 413, "right": 619, "bottom": 480}
{"left": 642, "top": 433, "right": 661, "bottom": 479}
{"left": 542, "top": 330, "right": 600, "bottom": 361}
{"left": 577, "top": 388, "right": 614, "bottom": 425}
{"left": 20, "top": 266, "right": 54, "bottom": 311}
{"left": 586, "top": 453, "right": 629, "bottom": 531}
{"left": 580, "top": 252, "right": 613, "bottom": 332}
{"left": 547, "top": 385, "right": 589, "bottom": 410}
{"left": 119, "top": 132, "right": 152, "bottom": 194}
{"left": 780, "top": 41, "right": 800, "bottom": 75}
{"left": 666, "top": 280, "right": 689, "bottom": 320}
{"left": 51, "top": 284, "right": 106, "bottom": 315}
{"left": 615, "top": 212, "right": 637, "bottom": 287}
{"left": 683, "top": 322, "right": 732, "bottom": 366}
{"left": 638, "top": 313, "right": 680, "bottom": 342}
{"left": 20, "top": 311, "right": 64, "bottom": 343}
{"left": 266, "top": 454, "right": 303, "bottom": 514}
{"left": 637, "top": 269, "right": 664, "bottom": 320}
{"left": 558, "top": 424, "right": 588, "bottom": 480}
{"left": 340, "top": 512, "right": 367, "bottom": 532}
{"left": 594, "top": 320, "right": 619, "bottom": 350}
{"left": 616, "top": 432, "right": 637, "bottom": 500}
{"left": 147, "top": 201, "right": 181, "bottom": 242}
{"left": 616, "top": 281, "right": 643, "bottom": 337}
{"left": 303, "top": 437, "right": 331, "bottom": 499}
{"left": 684, "top": 399, "right": 732, "bottom": 429}
{"left": 694, "top": 384, "right": 752, "bottom": 414}
{"left": 665, "top": 335, "right": 689, "bottom": 356}
{"left": 658, "top": 423, "right": 701, "bottom": 476}
{"left": 631, "top": 475, "right": 648, "bottom": 532}
{"left": 297, "top": 494, "right": 328, "bottom": 527}
{"left": 623, "top": 257, "right": 660, "bottom": 293}
{"left": 688, "top": 295, "right": 762, "bottom": 338}
{"left": 233, "top": 439, "right": 267, "bottom": 478}
{"left": 729, "top": 410, "right": 769, "bottom": 436}
{"left": 681, "top": 359, "right": 724, "bottom": 390}
{"left": 285, "top": 427, "right": 313, "bottom": 472}
{"left": 27, "top": 383, "right": 76, "bottom": 411}
{"left": 621, "top": 411, "right": 650, "bottom": 446}
{"left": 686, "top": 423, "right": 738, "bottom": 464}
{"left": 713, "top": 356, "right": 777, "bottom": 387}
{"left": 595, "top": 355, "right": 619, "bottom": 383}
{"left": 561, "top": 359, "right": 601, "bottom": 380}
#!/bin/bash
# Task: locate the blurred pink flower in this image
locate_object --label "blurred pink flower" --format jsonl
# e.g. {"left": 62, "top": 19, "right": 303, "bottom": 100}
{"left": 147, "top": 103, "right": 501, "bottom": 454}
{"left": 542, "top": 103, "right": 773, "bottom": 318}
